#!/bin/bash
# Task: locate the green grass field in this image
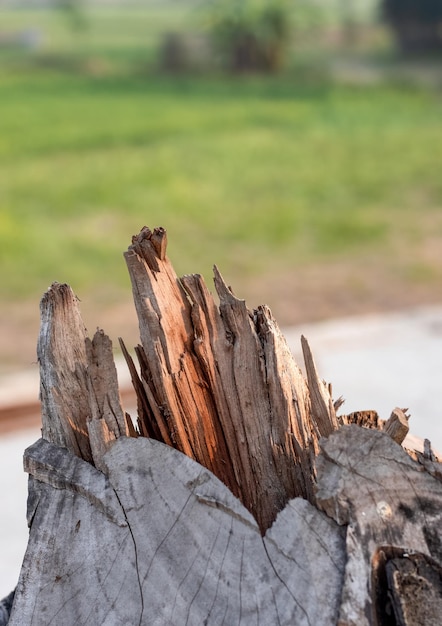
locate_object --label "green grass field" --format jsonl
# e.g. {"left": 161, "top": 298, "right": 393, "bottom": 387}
{"left": 1, "top": 5, "right": 441, "bottom": 333}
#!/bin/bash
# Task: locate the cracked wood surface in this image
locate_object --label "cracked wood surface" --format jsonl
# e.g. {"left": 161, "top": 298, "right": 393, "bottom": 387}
{"left": 316, "top": 425, "right": 442, "bottom": 625}
{"left": 8, "top": 226, "right": 442, "bottom": 625}
{"left": 11, "top": 429, "right": 442, "bottom": 625}
{"left": 10, "top": 436, "right": 346, "bottom": 626}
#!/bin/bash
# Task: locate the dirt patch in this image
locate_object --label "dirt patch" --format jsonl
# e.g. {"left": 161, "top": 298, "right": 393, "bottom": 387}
{"left": 247, "top": 257, "right": 442, "bottom": 327}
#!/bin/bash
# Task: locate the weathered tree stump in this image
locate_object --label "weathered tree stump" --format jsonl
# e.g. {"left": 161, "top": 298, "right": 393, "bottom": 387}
{"left": 5, "top": 227, "right": 442, "bottom": 625}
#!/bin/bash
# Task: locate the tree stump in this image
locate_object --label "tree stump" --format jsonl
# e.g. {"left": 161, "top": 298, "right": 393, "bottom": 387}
{"left": 5, "top": 227, "right": 442, "bottom": 625}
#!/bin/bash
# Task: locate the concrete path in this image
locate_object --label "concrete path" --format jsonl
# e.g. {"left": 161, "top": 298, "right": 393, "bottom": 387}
{"left": 1, "top": 305, "right": 441, "bottom": 597}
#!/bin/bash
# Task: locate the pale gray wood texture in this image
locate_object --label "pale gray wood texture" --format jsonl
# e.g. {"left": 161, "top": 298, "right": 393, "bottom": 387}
{"left": 10, "top": 436, "right": 346, "bottom": 626}
{"left": 12, "top": 428, "right": 442, "bottom": 625}
{"left": 316, "top": 425, "right": 442, "bottom": 625}
{"left": 38, "top": 283, "right": 128, "bottom": 470}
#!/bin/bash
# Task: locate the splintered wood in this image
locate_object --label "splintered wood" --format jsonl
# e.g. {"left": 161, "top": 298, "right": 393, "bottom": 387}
{"left": 121, "top": 226, "right": 344, "bottom": 532}
{"left": 7, "top": 226, "right": 442, "bottom": 626}
{"left": 38, "top": 285, "right": 129, "bottom": 472}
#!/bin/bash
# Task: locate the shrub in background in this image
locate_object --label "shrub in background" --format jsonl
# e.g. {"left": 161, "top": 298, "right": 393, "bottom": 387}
{"left": 158, "top": 32, "right": 214, "bottom": 74}
{"left": 207, "top": 0, "right": 292, "bottom": 73}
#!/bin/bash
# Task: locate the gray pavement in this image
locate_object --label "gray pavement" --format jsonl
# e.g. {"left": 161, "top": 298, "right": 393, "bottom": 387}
{"left": 286, "top": 305, "right": 442, "bottom": 448}
{"left": 1, "top": 304, "right": 442, "bottom": 597}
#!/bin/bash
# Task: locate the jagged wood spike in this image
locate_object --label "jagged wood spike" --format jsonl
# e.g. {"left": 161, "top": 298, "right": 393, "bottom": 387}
{"left": 38, "top": 283, "right": 93, "bottom": 463}
{"left": 85, "top": 329, "right": 128, "bottom": 438}
{"left": 301, "top": 334, "right": 339, "bottom": 436}
{"left": 38, "top": 283, "right": 131, "bottom": 468}
{"left": 124, "top": 228, "right": 237, "bottom": 500}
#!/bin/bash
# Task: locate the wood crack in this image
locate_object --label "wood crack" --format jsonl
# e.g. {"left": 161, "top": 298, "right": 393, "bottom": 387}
{"left": 111, "top": 488, "right": 144, "bottom": 626}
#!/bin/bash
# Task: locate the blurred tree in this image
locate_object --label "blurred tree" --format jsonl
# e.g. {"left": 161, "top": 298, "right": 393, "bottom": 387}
{"left": 206, "top": 0, "right": 292, "bottom": 72}
{"left": 159, "top": 33, "right": 189, "bottom": 73}
{"left": 382, "top": 0, "right": 442, "bottom": 53}
{"left": 338, "top": 0, "right": 357, "bottom": 46}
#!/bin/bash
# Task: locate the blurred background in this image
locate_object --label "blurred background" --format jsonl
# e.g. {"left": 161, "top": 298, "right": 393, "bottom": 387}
{"left": 0, "top": 0, "right": 442, "bottom": 599}
{"left": 0, "top": 0, "right": 441, "bottom": 374}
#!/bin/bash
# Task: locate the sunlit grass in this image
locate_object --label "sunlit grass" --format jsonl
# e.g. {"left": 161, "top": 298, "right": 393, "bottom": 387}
{"left": 0, "top": 6, "right": 441, "bottom": 312}
{"left": 1, "top": 69, "right": 442, "bottom": 304}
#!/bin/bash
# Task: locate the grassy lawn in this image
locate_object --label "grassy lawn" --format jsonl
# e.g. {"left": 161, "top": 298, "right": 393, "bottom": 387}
{"left": 2, "top": 73, "right": 441, "bottom": 293}
{"left": 0, "top": 5, "right": 442, "bottom": 369}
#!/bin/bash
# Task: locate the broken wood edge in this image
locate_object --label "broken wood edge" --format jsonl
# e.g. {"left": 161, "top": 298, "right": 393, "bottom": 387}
{"left": 37, "top": 282, "right": 132, "bottom": 474}
{"left": 35, "top": 228, "right": 442, "bottom": 535}
{"left": 122, "top": 227, "right": 346, "bottom": 531}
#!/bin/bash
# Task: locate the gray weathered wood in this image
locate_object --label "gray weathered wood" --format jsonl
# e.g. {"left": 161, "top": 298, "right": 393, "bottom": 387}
{"left": 316, "top": 424, "right": 442, "bottom": 625}
{"left": 11, "top": 427, "right": 442, "bottom": 625}
{"left": 8, "top": 226, "right": 442, "bottom": 625}
{"left": 38, "top": 283, "right": 128, "bottom": 469}
{"left": 0, "top": 590, "right": 14, "bottom": 626}
{"left": 38, "top": 282, "right": 93, "bottom": 462}
{"left": 10, "top": 436, "right": 346, "bottom": 626}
